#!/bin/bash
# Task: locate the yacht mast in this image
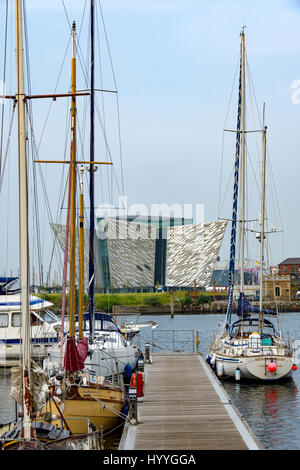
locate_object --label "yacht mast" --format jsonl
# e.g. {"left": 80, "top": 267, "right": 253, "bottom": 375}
{"left": 224, "top": 30, "right": 243, "bottom": 329}
{"left": 15, "top": 0, "right": 32, "bottom": 441}
{"left": 68, "top": 21, "right": 77, "bottom": 339}
{"left": 79, "top": 165, "right": 84, "bottom": 340}
{"left": 88, "top": 0, "right": 95, "bottom": 339}
{"left": 258, "top": 105, "right": 267, "bottom": 334}
{"left": 240, "top": 28, "right": 246, "bottom": 295}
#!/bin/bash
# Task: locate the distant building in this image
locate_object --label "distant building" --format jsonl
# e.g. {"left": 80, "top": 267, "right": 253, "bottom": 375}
{"left": 209, "top": 260, "right": 260, "bottom": 290}
{"left": 278, "top": 258, "right": 300, "bottom": 275}
{"left": 264, "top": 275, "right": 291, "bottom": 301}
{"left": 278, "top": 258, "right": 300, "bottom": 298}
{"left": 52, "top": 216, "right": 227, "bottom": 291}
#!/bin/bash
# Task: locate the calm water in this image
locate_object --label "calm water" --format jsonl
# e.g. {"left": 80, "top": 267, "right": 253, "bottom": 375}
{"left": 135, "top": 312, "right": 300, "bottom": 451}
{"left": 1, "top": 312, "right": 300, "bottom": 450}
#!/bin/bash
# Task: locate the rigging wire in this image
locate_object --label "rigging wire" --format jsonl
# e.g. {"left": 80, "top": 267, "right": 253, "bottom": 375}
{"left": 23, "top": 0, "right": 44, "bottom": 285}
{"left": 27, "top": 0, "right": 88, "bottom": 284}
{"left": 246, "top": 49, "right": 284, "bottom": 262}
{"left": 0, "top": 104, "right": 16, "bottom": 191}
{"left": 24, "top": 23, "right": 86, "bottom": 285}
{"left": 95, "top": 0, "right": 111, "bottom": 203}
{"left": 0, "top": 0, "right": 9, "bottom": 183}
{"left": 217, "top": 54, "right": 240, "bottom": 220}
{"left": 62, "top": 0, "right": 125, "bottom": 207}
{"left": 97, "top": 0, "right": 126, "bottom": 200}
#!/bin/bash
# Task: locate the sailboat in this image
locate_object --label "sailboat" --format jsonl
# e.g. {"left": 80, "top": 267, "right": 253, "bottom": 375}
{"left": 80, "top": 0, "right": 139, "bottom": 379}
{"left": 40, "top": 16, "right": 127, "bottom": 436}
{"left": 207, "top": 29, "right": 296, "bottom": 382}
{"left": 0, "top": 0, "right": 96, "bottom": 450}
{"left": 47, "top": 0, "right": 139, "bottom": 380}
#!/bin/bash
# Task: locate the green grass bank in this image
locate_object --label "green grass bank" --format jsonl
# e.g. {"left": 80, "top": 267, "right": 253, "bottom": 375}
{"left": 37, "top": 291, "right": 225, "bottom": 313}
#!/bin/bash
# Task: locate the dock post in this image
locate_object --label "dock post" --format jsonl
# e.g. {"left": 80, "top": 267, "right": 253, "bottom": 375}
{"left": 170, "top": 289, "right": 174, "bottom": 318}
{"left": 196, "top": 330, "right": 200, "bottom": 353}
{"left": 145, "top": 343, "right": 151, "bottom": 363}
{"left": 129, "top": 387, "right": 138, "bottom": 424}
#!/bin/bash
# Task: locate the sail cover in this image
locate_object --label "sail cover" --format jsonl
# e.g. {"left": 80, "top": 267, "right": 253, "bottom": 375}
{"left": 237, "top": 293, "right": 276, "bottom": 318}
{"left": 64, "top": 336, "right": 88, "bottom": 371}
{"left": 226, "top": 49, "right": 242, "bottom": 327}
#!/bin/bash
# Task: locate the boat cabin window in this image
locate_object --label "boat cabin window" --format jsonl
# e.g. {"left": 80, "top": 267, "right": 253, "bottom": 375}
{"left": 83, "top": 317, "right": 120, "bottom": 332}
{"left": 31, "top": 313, "right": 42, "bottom": 326}
{"left": 12, "top": 313, "right": 21, "bottom": 327}
{"left": 98, "top": 335, "right": 117, "bottom": 343}
{"left": 11, "top": 312, "right": 45, "bottom": 327}
{"left": 1, "top": 278, "right": 20, "bottom": 294}
{"left": 0, "top": 313, "right": 8, "bottom": 327}
{"left": 102, "top": 319, "right": 119, "bottom": 332}
{"left": 94, "top": 319, "right": 102, "bottom": 331}
{"left": 37, "top": 310, "right": 60, "bottom": 323}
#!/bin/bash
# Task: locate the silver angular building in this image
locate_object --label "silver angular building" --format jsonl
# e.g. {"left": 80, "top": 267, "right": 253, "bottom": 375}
{"left": 165, "top": 221, "right": 227, "bottom": 288}
{"left": 52, "top": 216, "right": 227, "bottom": 291}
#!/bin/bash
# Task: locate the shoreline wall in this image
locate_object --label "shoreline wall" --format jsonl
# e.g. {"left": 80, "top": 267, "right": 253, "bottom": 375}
{"left": 110, "top": 301, "right": 300, "bottom": 315}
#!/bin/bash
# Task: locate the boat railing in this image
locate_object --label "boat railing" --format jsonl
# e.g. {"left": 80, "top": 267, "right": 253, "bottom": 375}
{"left": 246, "top": 345, "right": 293, "bottom": 357}
{"left": 150, "top": 329, "right": 200, "bottom": 354}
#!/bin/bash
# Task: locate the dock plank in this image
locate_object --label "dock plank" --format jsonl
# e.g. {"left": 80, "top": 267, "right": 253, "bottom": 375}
{"left": 119, "top": 353, "right": 262, "bottom": 450}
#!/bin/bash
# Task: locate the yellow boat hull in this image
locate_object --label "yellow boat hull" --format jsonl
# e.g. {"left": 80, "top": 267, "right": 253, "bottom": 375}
{"left": 47, "top": 386, "right": 125, "bottom": 435}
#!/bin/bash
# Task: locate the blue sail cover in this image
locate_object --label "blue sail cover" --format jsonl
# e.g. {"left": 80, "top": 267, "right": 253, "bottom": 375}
{"left": 226, "top": 50, "right": 242, "bottom": 327}
{"left": 237, "top": 293, "right": 276, "bottom": 318}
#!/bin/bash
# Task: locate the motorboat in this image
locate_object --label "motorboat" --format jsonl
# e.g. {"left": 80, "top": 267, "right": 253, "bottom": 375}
{"left": 0, "top": 277, "right": 60, "bottom": 367}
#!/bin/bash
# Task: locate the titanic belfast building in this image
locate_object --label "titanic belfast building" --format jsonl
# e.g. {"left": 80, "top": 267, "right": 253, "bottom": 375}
{"left": 52, "top": 216, "right": 227, "bottom": 292}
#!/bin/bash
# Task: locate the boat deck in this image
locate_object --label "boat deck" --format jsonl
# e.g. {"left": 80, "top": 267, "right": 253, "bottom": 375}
{"left": 119, "top": 353, "right": 262, "bottom": 450}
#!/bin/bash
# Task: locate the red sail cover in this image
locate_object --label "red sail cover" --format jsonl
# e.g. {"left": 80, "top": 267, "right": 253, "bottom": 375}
{"left": 76, "top": 337, "right": 89, "bottom": 368}
{"left": 64, "top": 336, "right": 88, "bottom": 371}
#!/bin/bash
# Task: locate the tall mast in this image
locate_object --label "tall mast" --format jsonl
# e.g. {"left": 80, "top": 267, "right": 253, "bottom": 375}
{"left": 225, "top": 31, "right": 243, "bottom": 329}
{"left": 258, "top": 105, "right": 267, "bottom": 334}
{"left": 79, "top": 165, "right": 84, "bottom": 340}
{"left": 88, "top": 0, "right": 95, "bottom": 338}
{"left": 69, "top": 21, "right": 77, "bottom": 338}
{"left": 15, "top": 0, "right": 32, "bottom": 441}
{"left": 59, "top": 157, "right": 71, "bottom": 370}
{"left": 240, "top": 28, "right": 246, "bottom": 294}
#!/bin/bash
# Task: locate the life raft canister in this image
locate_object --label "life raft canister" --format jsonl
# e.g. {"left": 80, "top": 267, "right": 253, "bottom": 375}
{"left": 130, "top": 372, "right": 144, "bottom": 397}
{"left": 130, "top": 372, "right": 137, "bottom": 388}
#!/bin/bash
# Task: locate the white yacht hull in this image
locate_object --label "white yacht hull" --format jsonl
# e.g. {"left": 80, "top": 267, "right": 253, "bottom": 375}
{"left": 47, "top": 343, "right": 139, "bottom": 377}
{"left": 83, "top": 345, "right": 139, "bottom": 377}
{"left": 0, "top": 338, "right": 58, "bottom": 367}
{"left": 208, "top": 352, "right": 294, "bottom": 381}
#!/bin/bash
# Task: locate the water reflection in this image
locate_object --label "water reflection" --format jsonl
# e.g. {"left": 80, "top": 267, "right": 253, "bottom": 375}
{"left": 0, "top": 370, "right": 16, "bottom": 424}
{"left": 224, "top": 377, "right": 299, "bottom": 449}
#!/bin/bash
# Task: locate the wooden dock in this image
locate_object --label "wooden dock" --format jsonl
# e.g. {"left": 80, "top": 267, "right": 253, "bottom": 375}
{"left": 119, "top": 353, "right": 262, "bottom": 450}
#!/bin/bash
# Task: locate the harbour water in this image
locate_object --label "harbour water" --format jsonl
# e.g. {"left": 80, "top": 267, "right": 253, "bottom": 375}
{"left": 1, "top": 312, "right": 300, "bottom": 450}
{"left": 134, "top": 312, "right": 300, "bottom": 451}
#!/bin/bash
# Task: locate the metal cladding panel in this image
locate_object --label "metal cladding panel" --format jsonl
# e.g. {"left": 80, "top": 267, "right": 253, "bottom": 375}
{"left": 104, "top": 219, "right": 156, "bottom": 289}
{"left": 51, "top": 223, "right": 103, "bottom": 288}
{"left": 165, "top": 220, "right": 227, "bottom": 288}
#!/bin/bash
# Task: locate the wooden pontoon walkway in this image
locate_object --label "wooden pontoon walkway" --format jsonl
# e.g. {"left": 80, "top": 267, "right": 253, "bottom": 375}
{"left": 119, "top": 353, "right": 262, "bottom": 450}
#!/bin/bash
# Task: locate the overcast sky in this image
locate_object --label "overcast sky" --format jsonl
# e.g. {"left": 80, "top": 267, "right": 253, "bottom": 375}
{"left": 0, "top": 0, "right": 300, "bottom": 279}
